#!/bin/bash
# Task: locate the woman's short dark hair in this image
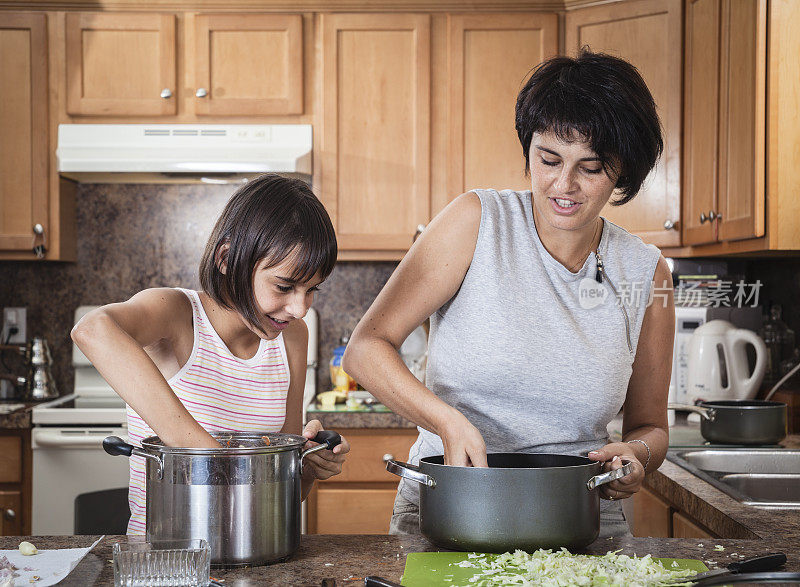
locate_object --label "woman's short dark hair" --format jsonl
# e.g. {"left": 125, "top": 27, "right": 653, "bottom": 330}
{"left": 515, "top": 48, "right": 663, "bottom": 205}
{"left": 199, "top": 174, "right": 337, "bottom": 333}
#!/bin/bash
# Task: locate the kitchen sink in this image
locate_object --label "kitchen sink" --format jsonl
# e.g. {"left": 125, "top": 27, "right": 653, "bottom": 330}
{"left": 667, "top": 449, "right": 800, "bottom": 509}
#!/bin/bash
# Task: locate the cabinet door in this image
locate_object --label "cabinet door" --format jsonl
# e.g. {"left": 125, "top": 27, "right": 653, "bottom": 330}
{"left": 313, "top": 487, "right": 398, "bottom": 534}
{"left": 320, "top": 14, "right": 430, "bottom": 258}
{"left": 717, "top": 0, "right": 766, "bottom": 242}
{"left": 193, "top": 14, "right": 302, "bottom": 116}
{"left": 682, "top": 0, "right": 720, "bottom": 246}
{"left": 631, "top": 487, "right": 671, "bottom": 537}
{"left": 447, "top": 14, "right": 557, "bottom": 199}
{"left": 565, "top": 0, "right": 682, "bottom": 248}
{"left": 0, "top": 492, "right": 22, "bottom": 536}
{"left": 0, "top": 12, "right": 48, "bottom": 254}
{"left": 672, "top": 511, "right": 715, "bottom": 538}
{"left": 66, "top": 13, "right": 177, "bottom": 116}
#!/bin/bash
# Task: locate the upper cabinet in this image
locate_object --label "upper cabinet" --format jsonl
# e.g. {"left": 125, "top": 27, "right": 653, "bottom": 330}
{"left": 319, "top": 14, "right": 431, "bottom": 259}
{"left": 193, "top": 14, "right": 303, "bottom": 116}
{"left": 447, "top": 14, "right": 557, "bottom": 197}
{"left": 565, "top": 0, "right": 682, "bottom": 249}
{"left": 682, "top": 0, "right": 766, "bottom": 247}
{"left": 66, "top": 13, "right": 178, "bottom": 116}
{"left": 0, "top": 13, "right": 52, "bottom": 257}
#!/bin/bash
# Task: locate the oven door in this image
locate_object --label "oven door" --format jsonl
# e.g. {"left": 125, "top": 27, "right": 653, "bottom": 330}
{"left": 32, "top": 426, "right": 130, "bottom": 535}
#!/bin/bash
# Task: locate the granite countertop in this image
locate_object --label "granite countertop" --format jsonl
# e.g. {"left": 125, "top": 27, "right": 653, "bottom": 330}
{"left": 0, "top": 401, "right": 35, "bottom": 429}
{"left": 3, "top": 531, "right": 798, "bottom": 586}
{"left": 307, "top": 405, "right": 416, "bottom": 429}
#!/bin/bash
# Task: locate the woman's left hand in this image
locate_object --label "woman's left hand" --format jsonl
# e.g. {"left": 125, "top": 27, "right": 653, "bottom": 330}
{"left": 587, "top": 442, "right": 645, "bottom": 500}
{"left": 300, "top": 419, "right": 350, "bottom": 481}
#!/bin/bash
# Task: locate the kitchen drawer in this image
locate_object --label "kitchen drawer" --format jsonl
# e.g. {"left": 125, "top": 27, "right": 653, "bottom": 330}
{"left": 0, "top": 491, "right": 22, "bottom": 536}
{"left": 0, "top": 436, "right": 21, "bottom": 483}
{"left": 313, "top": 487, "right": 398, "bottom": 534}
{"left": 326, "top": 429, "right": 416, "bottom": 483}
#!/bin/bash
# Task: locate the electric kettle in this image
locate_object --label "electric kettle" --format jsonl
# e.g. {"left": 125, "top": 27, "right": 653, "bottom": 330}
{"left": 686, "top": 319, "right": 767, "bottom": 402}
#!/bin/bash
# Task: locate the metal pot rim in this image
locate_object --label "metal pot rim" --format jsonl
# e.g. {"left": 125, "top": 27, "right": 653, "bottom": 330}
{"left": 700, "top": 400, "right": 787, "bottom": 410}
{"left": 141, "top": 431, "right": 307, "bottom": 455}
{"left": 419, "top": 452, "right": 597, "bottom": 471}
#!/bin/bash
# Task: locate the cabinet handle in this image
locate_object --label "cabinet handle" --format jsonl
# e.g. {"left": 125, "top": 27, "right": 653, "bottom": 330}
{"left": 708, "top": 210, "right": 717, "bottom": 221}
{"left": 663, "top": 219, "right": 676, "bottom": 231}
{"left": 160, "top": 88, "right": 172, "bottom": 99}
{"left": 32, "top": 223, "right": 46, "bottom": 258}
{"left": 196, "top": 88, "right": 208, "bottom": 98}
{"left": 3, "top": 509, "right": 15, "bottom": 521}
{"left": 382, "top": 453, "right": 394, "bottom": 463}
{"left": 699, "top": 212, "right": 708, "bottom": 224}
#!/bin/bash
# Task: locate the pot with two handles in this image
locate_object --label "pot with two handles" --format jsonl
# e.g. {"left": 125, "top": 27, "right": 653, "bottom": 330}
{"left": 103, "top": 430, "right": 341, "bottom": 567}
{"left": 387, "top": 453, "right": 634, "bottom": 552}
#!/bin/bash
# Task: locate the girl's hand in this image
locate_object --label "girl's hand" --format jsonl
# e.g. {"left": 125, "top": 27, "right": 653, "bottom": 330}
{"left": 440, "top": 412, "right": 488, "bottom": 468}
{"left": 300, "top": 419, "right": 350, "bottom": 481}
{"left": 587, "top": 442, "right": 644, "bottom": 500}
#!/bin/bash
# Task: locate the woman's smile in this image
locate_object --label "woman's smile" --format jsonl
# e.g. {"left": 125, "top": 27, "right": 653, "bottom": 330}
{"left": 549, "top": 196, "right": 583, "bottom": 215}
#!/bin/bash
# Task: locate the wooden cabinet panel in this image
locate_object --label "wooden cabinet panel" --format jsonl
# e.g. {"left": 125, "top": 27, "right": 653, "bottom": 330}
{"left": 632, "top": 487, "right": 671, "bottom": 537}
{"left": 683, "top": 0, "right": 720, "bottom": 246}
{"left": 0, "top": 492, "right": 22, "bottom": 536}
{"left": 325, "top": 429, "right": 416, "bottom": 483}
{"left": 314, "top": 487, "right": 398, "bottom": 534}
{"left": 447, "top": 14, "right": 557, "bottom": 198}
{"left": 672, "top": 511, "right": 715, "bottom": 539}
{"left": 320, "top": 13, "right": 430, "bottom": 254}
{"left": 0, "top": 12, "right": 48, "bottom": 254}
{"left": 193, "top": 14, "right": 303, "bottom": 115}
{"left": 565, "top": 0, "right": 682, "bottom": 248}
{"left": 0, "top": 436, "right": 22, "bottom": 484}
{"left": 717, "top": 0, "right": 766, "bottom": 242}
{"left": 66, "top": 13, "right": 177, "bottom": 116}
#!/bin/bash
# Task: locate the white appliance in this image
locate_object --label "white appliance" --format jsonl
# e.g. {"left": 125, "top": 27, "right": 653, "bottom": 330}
{"left": 31, "top": 305, "right": 318, "bottom": 535}
{"left": 686, "top": 319, "right": 767, "bottom": 403}
{"left": 56, "top": 124, "right": 312, "bottom": 182}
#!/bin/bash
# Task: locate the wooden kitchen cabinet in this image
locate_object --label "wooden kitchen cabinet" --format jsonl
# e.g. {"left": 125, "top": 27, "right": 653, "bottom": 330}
{"left": 0, "top": 12, "right": 49, "bottom": 256}
{"left": 447, "top": 13, "right": 557, "bottom": 198}
{"left": 565, "top": 0, "right": 682, "bottom": 248}
{"left": 319, "top": 14, "right": 431, "bottom": 260}
{"left": 632, "top": 487, "right": 671, "bottom": 537}
{"left": 306, "top": 428, "right": 417, "bottom": 534}
{"left": 681, "top": 0, "right": 766, "bottom": 247}
{"left": 193, "top": 14, "right": 303, "bottom": 116}
{"left": 65, "top": 13, "right": 178, "bottom": 116}
{"left": 672, "top": 511, "right": 714, "bottom": 539}
{"left": 0, "top": 431, "right": 32, "bottom": 536}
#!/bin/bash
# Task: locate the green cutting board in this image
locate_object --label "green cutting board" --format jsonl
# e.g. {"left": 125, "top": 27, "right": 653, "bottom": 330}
{"left": 402, "top": 552, "right": 708, "bottom": 586}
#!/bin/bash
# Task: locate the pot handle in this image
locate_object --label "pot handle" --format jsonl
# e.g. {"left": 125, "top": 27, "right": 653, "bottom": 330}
{"left": 667, "top": 402, "right": 715, "bottom": 421}
{"left": 586, "top": 461, "right": 634, "bottom": 491}
{"left": 385, "top": 459, "right": 436, "bottom": 488}
{"left": 300, "top": 430, "right": 343, "bottom": 473}
{"left": 103, "top": 436, "right": 164, "bottom": 480}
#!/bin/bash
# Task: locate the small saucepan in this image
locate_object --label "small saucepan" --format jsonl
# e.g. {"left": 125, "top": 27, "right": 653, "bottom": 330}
{"left": 668, "top": 400, "right": 787, "bottom": 445}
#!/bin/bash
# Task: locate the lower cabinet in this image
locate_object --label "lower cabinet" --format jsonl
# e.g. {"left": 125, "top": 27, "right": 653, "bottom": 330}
{"left": 0, "top": 431, "right": 32, "bottom": 536}
{"left": 305, "top": 428, "right": 417, "bottom": 534}
{"left": 632, "top": 486, "right": 717, "bottom": 538}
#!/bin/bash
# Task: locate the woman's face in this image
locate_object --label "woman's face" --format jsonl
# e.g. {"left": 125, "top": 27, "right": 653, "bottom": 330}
{"left": 246, "top": 255, "right": 324, "bottom": 339}
{"left": 529, "top": 131, "right": 619, "bottom": 233}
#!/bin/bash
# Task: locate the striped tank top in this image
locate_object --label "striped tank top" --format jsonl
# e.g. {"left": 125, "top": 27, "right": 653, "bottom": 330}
{"left": 126, "top": 288, "right": 290, "bottom": 534}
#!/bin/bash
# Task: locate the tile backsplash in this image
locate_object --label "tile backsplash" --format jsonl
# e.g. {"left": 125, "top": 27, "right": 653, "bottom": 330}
{"left": 0, "top": 183, "right": 396, "bottom": 396}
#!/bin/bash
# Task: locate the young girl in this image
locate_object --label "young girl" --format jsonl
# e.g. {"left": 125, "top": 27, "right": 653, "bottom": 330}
{"left": 72, "top": 174, "right": 349, "bottom": 534}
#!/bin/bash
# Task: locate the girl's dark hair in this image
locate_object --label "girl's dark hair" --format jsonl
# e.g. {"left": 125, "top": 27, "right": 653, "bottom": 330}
{"left": 515, "top": 48, "right": 663, "bottom": 205}
{"left": 199, "top": 174, "right": 337, "bottom": 334}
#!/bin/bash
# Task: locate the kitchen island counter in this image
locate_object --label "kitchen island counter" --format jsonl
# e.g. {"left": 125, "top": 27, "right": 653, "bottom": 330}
{"left": 2, "top": 531, "right": 798, "bottom": 586}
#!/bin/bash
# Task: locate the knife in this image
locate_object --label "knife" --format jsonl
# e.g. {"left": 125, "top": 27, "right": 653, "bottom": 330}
{"left": 677, "top": 552, "right": 786, "bottom": 584}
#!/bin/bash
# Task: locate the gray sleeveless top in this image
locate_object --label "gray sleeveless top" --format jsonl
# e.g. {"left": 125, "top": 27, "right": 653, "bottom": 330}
{"left": 399, "top": 189, "right": 661, "bottom": 505}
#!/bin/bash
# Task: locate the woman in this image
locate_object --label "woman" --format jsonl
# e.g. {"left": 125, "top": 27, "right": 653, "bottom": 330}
{"left": 342, "top": 50, "right": 674, "bottom": 538}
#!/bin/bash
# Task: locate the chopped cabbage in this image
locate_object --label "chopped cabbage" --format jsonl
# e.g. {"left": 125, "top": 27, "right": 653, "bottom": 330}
{"left": 450, "top": 548, "right": 696, "bottom": 586}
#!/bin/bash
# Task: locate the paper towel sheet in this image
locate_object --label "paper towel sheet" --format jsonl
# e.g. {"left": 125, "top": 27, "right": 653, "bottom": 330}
{"left": 0, "top": 536, "right": 104, "bottom": 587}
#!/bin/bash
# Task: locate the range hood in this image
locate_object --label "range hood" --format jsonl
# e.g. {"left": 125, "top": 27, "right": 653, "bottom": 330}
{"left": 57, "top": 124, "right": 312, "bottom": 183}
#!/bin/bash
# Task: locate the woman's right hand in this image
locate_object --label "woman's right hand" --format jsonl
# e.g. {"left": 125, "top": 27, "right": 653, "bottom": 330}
{"left": 439, "top": 411, "right": 488, "bottom": 467}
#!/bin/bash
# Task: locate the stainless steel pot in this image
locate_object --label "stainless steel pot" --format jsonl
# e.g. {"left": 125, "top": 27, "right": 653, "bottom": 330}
{"left": 669, "top": 400, "right": 787, "bottom": 445}
{"left": 387, "top": 453, "right": 633, "bottom": 552}
{"left": 103, "top": 430, "right": 340, "bottom": 567}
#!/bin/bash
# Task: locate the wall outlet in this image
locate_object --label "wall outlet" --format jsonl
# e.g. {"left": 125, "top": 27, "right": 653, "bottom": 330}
{"left": 1, "top": 307, "right": 26, "bottom": 344}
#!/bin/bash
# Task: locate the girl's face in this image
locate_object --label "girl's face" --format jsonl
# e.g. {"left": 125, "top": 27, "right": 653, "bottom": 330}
{"left": 529, "top": 131, "right": 619, "bottom": 233}
{"left": 247, "top": 255, "right": 324, "bottom": 338}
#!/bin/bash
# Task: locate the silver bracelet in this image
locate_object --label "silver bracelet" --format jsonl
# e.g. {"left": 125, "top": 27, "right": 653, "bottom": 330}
{"left": 626, "top": 439, "right": 651, "bottom": 472}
